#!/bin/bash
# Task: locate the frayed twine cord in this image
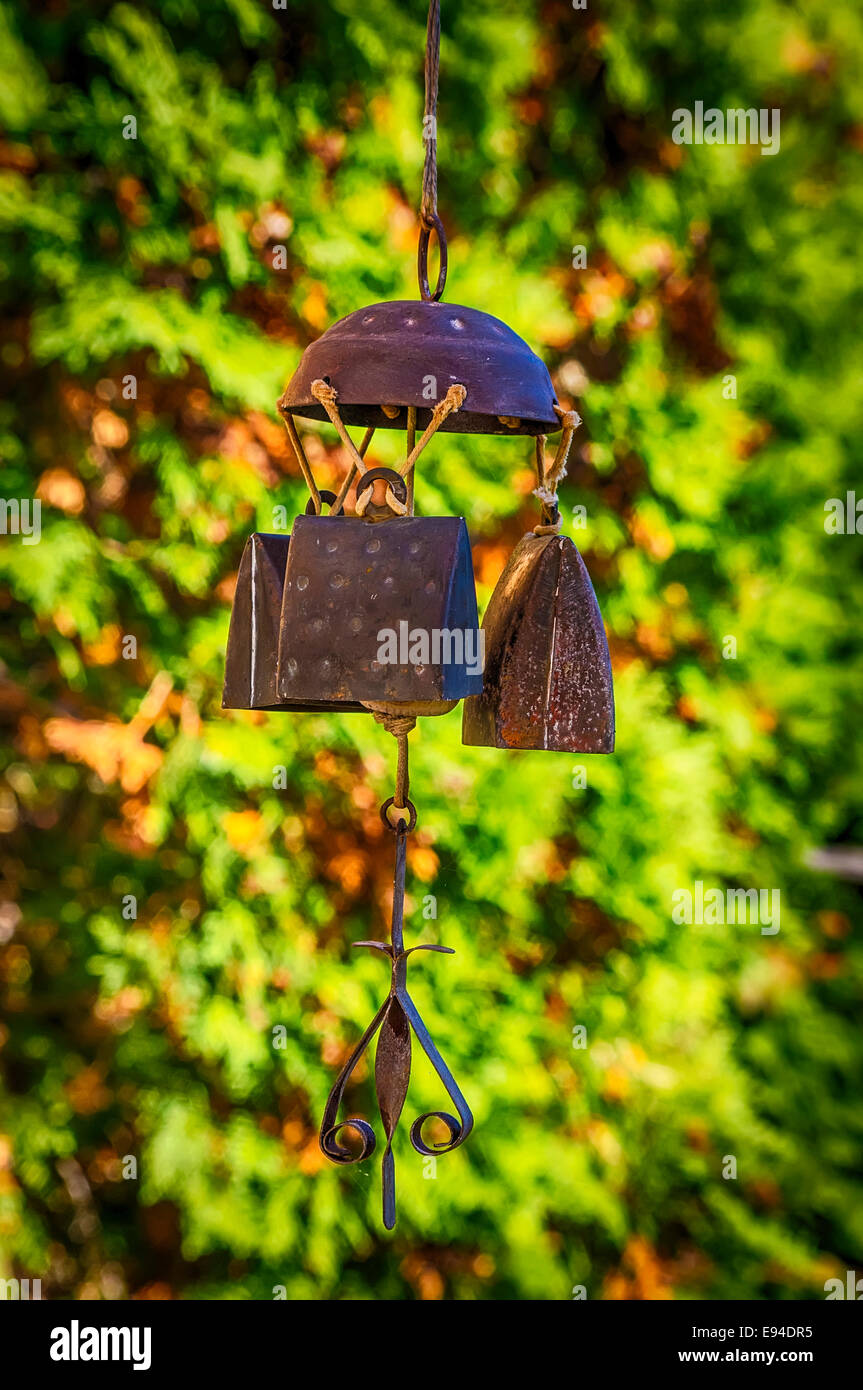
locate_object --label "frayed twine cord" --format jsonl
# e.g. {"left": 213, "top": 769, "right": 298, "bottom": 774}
{"left": 371, "top": 710, "right": 416, "bottom": 810}
{"left": 310, "top": 378, "right": 370, "bottom": 481}
{"left": 532, "top": 408, "right": 581, "bottom": 536}
{"left": 399, "top": 383, "right": 466, "bottom": 481}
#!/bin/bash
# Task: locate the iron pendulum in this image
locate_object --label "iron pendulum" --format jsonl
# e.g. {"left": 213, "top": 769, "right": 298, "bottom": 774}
{"left": 318, "top": 726, "right": 473, "bottom": 1229}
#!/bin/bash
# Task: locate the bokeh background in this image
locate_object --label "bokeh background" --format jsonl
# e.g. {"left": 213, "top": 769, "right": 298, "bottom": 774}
{"left": 1, "top": 0, "right": 862, "bottom": 1301}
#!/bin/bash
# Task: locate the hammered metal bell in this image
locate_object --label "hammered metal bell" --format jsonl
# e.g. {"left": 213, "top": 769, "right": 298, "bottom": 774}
{"left": 222, "top": 529, "right": 365, "bottom": 713}
{"left": 277, "top": 512, "right": 483, "bottom": 706}
{"left": 462, "top": 531, "right": 615, "bottom": 752}
{"left": 223, "top": 531, "right": 289, "bottom": 711}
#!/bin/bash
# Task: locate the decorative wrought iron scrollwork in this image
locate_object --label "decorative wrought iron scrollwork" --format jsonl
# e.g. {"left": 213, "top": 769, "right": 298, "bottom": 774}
{"left": 319, "top": 821, "right": 473, "bottom": 1229}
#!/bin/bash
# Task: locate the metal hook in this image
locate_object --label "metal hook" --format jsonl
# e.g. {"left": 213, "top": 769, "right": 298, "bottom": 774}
{"left": 417, "top": 212, "right": 448, "bottom": 302}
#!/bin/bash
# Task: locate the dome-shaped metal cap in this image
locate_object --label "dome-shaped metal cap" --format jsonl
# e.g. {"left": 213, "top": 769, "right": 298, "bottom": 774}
{"left": 278, "top": 300, "right": 561, "bottom": 436}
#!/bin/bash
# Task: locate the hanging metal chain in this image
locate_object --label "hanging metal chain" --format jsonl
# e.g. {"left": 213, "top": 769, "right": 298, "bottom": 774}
{"left": 418, "top": 0, "right": 447, "bottom": 301}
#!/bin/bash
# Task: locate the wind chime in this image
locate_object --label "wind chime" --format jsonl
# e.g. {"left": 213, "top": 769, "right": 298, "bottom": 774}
{"left": 222, "top": 0, "right": 614, "bottom": 1229}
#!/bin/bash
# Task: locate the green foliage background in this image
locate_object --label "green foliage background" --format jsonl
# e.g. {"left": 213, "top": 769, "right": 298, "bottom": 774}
{"left": 1, "top": 0, "right": 862, "bottom": 1300}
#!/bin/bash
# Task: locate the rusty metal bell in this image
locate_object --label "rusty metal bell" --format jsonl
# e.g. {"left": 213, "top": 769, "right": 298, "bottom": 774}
{"left": 222, "top": 530, "right": 365, "bottom": 712}
{"left": 462, "top": 531, "right": 615, "bottom": 752}
{"left": 277, "top": 512, "right": 483, "bottom": 706}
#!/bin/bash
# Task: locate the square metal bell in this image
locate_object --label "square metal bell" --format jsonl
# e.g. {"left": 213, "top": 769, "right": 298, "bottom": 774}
{"left": 277, "top": 514, "right": 483, "bottom": 705}
{"left": 462, "top": 531, "right": 615, "bottom": 752}
{"left": 222, "top": 532, "right": 365, "bottom": 712}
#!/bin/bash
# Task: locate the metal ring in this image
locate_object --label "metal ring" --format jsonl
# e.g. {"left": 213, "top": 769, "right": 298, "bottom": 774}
{"left": 417, "top": 213, "right": 447, "bottom": 302}
{"left": 355, "top": 468, "right": 408, "bottom": 512}
{"left": 305, "top": 489, "right": 337, "bottom": 516}
{"left": 380, "top": 797, "right": 418, "bottom": 833}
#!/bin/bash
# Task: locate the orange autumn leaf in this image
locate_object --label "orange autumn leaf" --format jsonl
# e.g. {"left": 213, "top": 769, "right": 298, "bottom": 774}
{"left": 223, "top": 809, "right": 268, "bottom": 855}
{"left": 66, "top": 1065, "right": 111, "bottom": 1115}
{"left": 326, "top": 848, "right": 368, "bottom": 895}
{"left": 82, "top": 624, "right": 122, "bottom": 665}
{"left": 472, "top": 541, "right": 511, "bottom": 589}
{"left": 630, "top": 513, "right": 675, "bottom": 560}
{"left": 36, "top": 468, "right": 86, "bottom": 515}
{"left": 601, "top": 1064, "right": 630, "bottom": 1102}
{"left": 43, "top": 717, "right": 163, "bottom": 793}
{"left": 91, "top": 409, "right": 129, "bottom": 448}
{"left": 297, "top": 1138, "right": 327, "bottom": 1175}
{"left": 400, "top": 1253, "right": 445, "bottom": 1301}
{"left": 605, "top": 1235, "right": 675, "bottom": 1300}
{"left": 408, "top": 845, "right": 439, "bottom": 882}
{"left": 301, "top": 281, "right": 329, "bottom": 331}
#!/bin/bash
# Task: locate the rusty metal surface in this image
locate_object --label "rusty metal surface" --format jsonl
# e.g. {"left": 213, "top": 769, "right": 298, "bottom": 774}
{"left": 319, "top": 821, "right": 473, "bottom": 1229}
{"left": 277, "top": 514, "right": 483, "bottom": 705}
{"left": 222, "top": 532, "right": 366, "bottom": 713}
{"left": 462, "top": 531, "right": 615, "bottom": 752}
{"left": 278, "top": 300, "right": 561, "bottom": 436}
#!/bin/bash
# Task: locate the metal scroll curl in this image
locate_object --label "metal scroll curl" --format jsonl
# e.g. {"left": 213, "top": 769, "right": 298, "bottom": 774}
{"left": 319, "top": 823, "right": 473, "bottom": 1229}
